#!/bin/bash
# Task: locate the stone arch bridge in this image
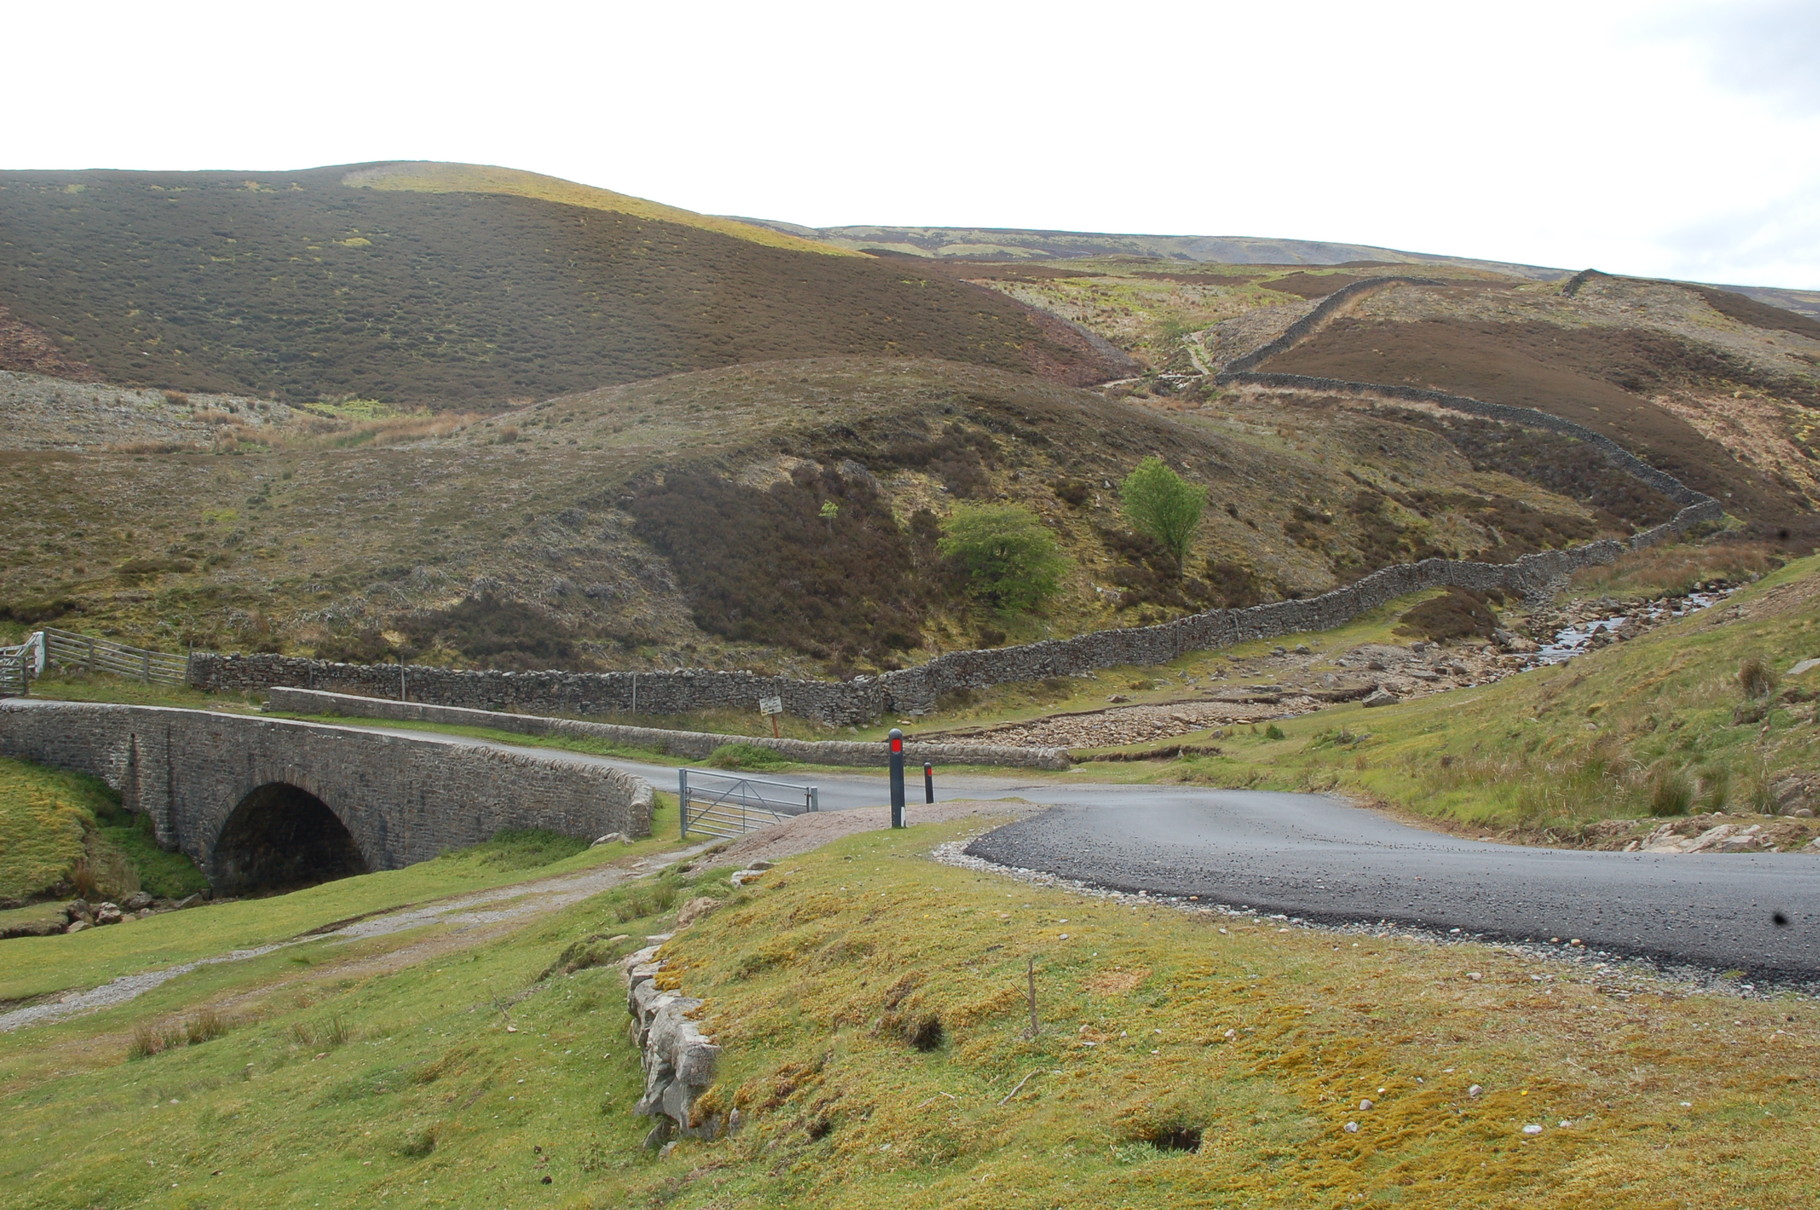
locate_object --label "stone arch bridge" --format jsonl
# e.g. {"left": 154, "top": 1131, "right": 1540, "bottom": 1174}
{"left": 0, "top": 700, "right": 651, "bottom": 893}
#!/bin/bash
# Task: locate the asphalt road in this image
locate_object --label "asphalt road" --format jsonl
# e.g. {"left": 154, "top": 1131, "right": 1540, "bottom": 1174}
{"left": 962, "top": 787, "right": 1820, "bottom": 983}
{"left": 598, "top": 749, "right": 1820, "bottom": 982}
{"left": 603, "top": 754, "right": 1820, "bottom": 982}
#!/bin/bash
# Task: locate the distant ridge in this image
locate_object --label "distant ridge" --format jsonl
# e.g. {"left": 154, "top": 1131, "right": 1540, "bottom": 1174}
{"left": 730, "top": 220, "right": 1573, "bottom": 280}
{"left": 736, "top": 220, "right": 1820, "bottom": 318}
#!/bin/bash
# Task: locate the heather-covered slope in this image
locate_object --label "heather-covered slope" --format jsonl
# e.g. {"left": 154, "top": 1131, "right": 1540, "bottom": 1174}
{"left": 0, "top": 166, "right": 1120, "bottom": 407}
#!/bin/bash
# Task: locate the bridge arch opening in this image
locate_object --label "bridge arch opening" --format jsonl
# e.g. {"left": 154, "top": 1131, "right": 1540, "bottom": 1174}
{"left": 213, "top": 783, "right": 370, "bottom": 894}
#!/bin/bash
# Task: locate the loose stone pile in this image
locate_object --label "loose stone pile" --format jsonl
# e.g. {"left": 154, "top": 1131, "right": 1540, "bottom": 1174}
{"left": 624, "top": 936, "right": 731, "bottom": 1148}
{"left": 39, "top": 892, "right": 207, "bottom": 937}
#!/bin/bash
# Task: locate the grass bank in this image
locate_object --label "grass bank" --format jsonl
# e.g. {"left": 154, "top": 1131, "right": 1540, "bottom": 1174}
{"left": 0, "top": 796, "right": 680, "bottom": 1005}
{"left": 1150, "top": 555, "right": 1820, "bottom": 834}
{"left": 5, "top": 817, "right": 1815, "bottom": 1207}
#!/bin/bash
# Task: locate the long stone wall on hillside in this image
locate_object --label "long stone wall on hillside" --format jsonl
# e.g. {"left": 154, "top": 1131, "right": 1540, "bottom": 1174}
{"left": 0, "top": 701, "right": 652, "bottom": 879}
{"left": 193, "top": 500, "right": 1712, "bottom": 727}
{"left": 184, "top": 275, "right": 1725, "bottom": 728}
{"left": 1224, "top": 277, "right": 1445, "bottom": 373}
{"left": 265, "top": 687, "right": 1072, "bottom": 770}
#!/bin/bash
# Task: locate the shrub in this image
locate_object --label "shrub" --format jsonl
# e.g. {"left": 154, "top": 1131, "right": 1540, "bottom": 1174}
{"left": 1739, "top": 657, "right": 1779, "bottom": 700}
{"left": 1396, "top": 587, "right": 1498, "bottom": 642}
{"left": 632, "top": 466, "right": 939, "bottom": 661}
{"left": 1119, "top": 457, "right": 1206, "bottom": 573}
{"left": 938, "top": 504, "right": 1068, "bottom": 613}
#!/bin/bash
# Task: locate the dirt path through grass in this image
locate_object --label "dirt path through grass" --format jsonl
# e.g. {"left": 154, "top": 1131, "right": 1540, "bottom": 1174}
{"left": 0, "top": 849, "right": 706, "bottom": 1033}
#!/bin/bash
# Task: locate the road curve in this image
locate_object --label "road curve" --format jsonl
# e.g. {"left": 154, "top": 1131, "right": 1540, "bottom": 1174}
{"left": 13, "top": 707, "right": 1819, "bottom": 980}
{"left": 963, "top": 788, "right": 1820, "bottom": 983}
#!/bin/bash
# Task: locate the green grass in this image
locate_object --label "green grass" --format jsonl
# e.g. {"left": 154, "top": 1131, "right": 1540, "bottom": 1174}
{"left": 0, "top": 758, "right": 130, "bottom": 901}
{"left": 1156, "top": 555, "right": 1820, "bottom": 834}
{"left": 92, "top": 803, "right": 209, "bottom": 899}
{"left": 5, "top": 817, "right": 1816, "bottom": 1208}
{"left": 0, "top": 794, "right": 683, "bottom": 1005}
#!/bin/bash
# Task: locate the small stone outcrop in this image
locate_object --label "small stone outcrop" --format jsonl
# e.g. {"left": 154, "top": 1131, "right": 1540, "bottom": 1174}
{"left": 624, "top": 938, "right": 730, "bottom": 1146}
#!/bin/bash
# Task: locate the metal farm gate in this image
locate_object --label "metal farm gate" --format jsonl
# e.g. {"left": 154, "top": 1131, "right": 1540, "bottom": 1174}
{"left": 677, "top": 768, "right": 819, "bottom": 840}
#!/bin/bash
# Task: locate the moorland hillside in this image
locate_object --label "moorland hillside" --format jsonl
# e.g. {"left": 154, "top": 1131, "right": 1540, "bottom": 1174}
{"left": 3, "top": 163, "right": 1817, "bottom": 677}
{"left": 0, "top": 164, "right": 1122, "bottom": 407}
{"left": 0, "top": 357, "right": 1646, "bottom": 672}
{"left": 747, "top": 220, "right": 1820, "bottom": 318}
{"left": 1241, "top": 273, "right": 1820, "bottom": 544}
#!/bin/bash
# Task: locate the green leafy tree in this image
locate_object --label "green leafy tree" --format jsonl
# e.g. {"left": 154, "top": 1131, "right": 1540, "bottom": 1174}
{"left": 1119, "top": 456, "right": 1207, "bottom": 573}
{"left": 937, "top": 505, "right": 1069, "bottom": 613}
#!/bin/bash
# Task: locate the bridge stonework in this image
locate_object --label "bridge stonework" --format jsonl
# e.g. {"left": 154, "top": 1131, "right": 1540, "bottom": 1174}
{"left": 0, "top": 702, "right": 651, "bottom": 887}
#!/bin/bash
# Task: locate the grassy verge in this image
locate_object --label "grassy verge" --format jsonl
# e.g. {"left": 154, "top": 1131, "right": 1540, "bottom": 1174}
{"left": 0, "top": 794, "right": 684, "bottom": 1005}
{"left": 5, "top": 818, "right": 1815, "bottom": 1207}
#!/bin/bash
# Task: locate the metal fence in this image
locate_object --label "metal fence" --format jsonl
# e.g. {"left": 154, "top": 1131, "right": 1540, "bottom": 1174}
{"left": 40, "top": 627, "right": 190, "bottom": 687}
{"left": 677, "top": 768, "right": 819, "bottom": 840}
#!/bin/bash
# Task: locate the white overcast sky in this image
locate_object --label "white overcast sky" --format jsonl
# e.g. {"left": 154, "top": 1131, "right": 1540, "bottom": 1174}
{"left": 7, "top": 0, "right": 1817, "bottom": 288}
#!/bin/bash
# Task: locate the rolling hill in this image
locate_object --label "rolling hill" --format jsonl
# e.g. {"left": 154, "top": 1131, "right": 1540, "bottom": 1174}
{"left": 0, "top": 164, "right": 1123, "bottom": 407}
{"left": 743, "top": 221, "right": 1820, "bottom": 318}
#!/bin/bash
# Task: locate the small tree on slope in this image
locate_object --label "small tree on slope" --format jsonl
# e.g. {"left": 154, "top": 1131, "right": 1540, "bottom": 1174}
{"left": 1120, "top": 456, "right": 1207, "bottom": 574}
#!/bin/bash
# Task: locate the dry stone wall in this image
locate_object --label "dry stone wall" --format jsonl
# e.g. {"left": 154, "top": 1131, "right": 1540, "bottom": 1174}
{"left": 267, "top": 687, "right": 1071, "bottom": 770}
{"left": 624, "top": 939, "right": 728, "bottom": 1145}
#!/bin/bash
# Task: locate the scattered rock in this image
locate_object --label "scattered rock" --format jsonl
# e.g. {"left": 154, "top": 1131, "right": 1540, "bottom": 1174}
{"left": 1358, "top": 1099, "right": 1374, "bottom": 1111}
{"left": 1522, "top": 1124, "right": 1543, "bottom": 1136}
{"left": 591, "top": 832, "right": 629, "bottom": 847}
{"left": 65, "top": 921, "right": 92, "bottom": 935}
{"left": 0, "top": 917, "right": 67, "bottom": 939}
{"left": 1468, "top": 1085, "right": 1483, "bottom": 1098}
{"left": 174, "top": 893, "right": 204, "bottom": 911}
{"left": 123, "top": 891, "right": 154, "bottom": 912}
{"left": 675, "top": 897, "right": 721, "bottom": 928}
{"left": 1343, "top": 1121, "right": 1359, "bottom": 1134}
{"left": 729, "top": 869, "right": 768, "bottom": 888}
{"left": 1361, "top": 689, "right": 1399, "bottom": 708}
{"left": 94, "top": 904, "right": 123, "bottom": 926}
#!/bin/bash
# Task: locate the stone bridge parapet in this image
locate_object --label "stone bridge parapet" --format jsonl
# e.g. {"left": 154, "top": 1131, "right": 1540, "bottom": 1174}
{"left": 0, "top": 701, "right": 651, "bottom": 889}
